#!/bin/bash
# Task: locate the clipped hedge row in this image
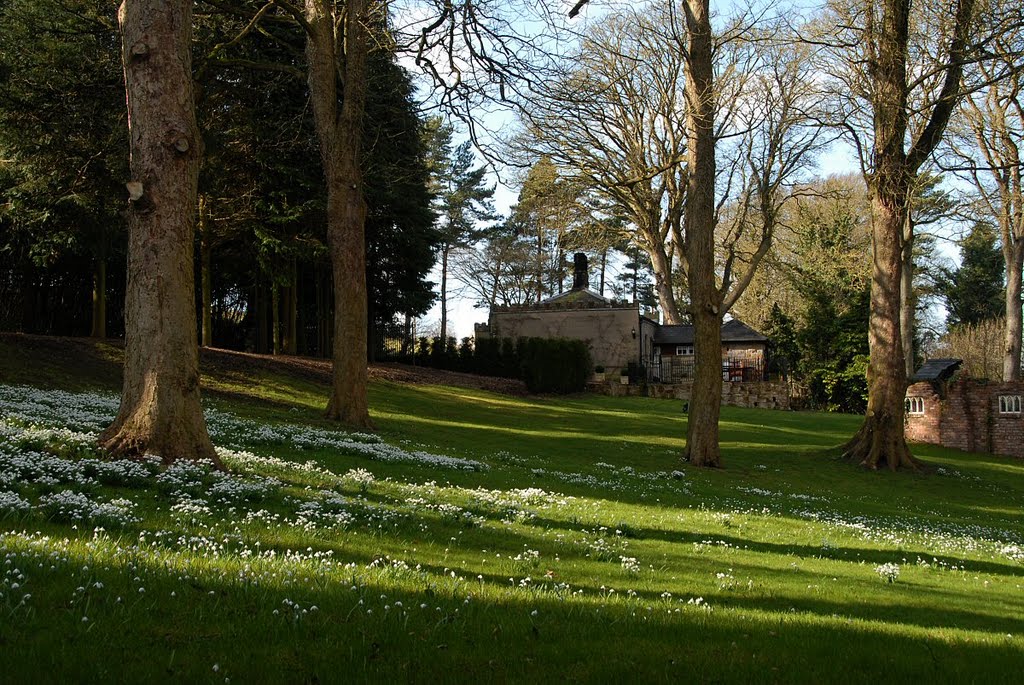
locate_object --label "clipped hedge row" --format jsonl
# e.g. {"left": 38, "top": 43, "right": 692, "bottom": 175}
{"left": 407, "top": 335, "right": 591, "bottom": 394}
{"left": 517, "top": 337, "right": 592, "bottom": 394}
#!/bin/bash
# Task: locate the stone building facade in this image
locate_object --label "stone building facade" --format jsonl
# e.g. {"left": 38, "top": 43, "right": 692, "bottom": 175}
{"left": 477, "top": 253, "right": 783, "bottom": 409}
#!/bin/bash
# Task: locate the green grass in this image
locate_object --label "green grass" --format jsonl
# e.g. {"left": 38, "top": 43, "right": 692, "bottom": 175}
{"left": 1, "top": 338, "right": 1023, "bottom": 682}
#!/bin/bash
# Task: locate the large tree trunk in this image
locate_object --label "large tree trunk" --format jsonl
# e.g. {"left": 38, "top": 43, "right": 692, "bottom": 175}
{"left": 305, "top": 0, "right": 372, "bottom": 428}
{"left": 842, "top": 0, "right": 916, "bottom": 470}
{"left": 1005, "top": 241, "right": 1023, "bottom": 381}
{"left": 844, "top": 197, "right": 918, "bottom": 469}
{"left": 90, "top": 254, "right": 106, "bottom": 338}
{"left": 100, "top": 0, "right": 219, "bottom": 467}
{"left": 844, "top": 0, "right": 973, "bottom": 469}
{"left": 682, "top": 0, "right": 722, "bottom": 467}
{"left": 199, "top": 194, "right": 212, "bottom": 347}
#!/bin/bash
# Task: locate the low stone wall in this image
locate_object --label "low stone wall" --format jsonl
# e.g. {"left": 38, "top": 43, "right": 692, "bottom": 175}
{"left": 590, "top": 379, "right": 791, "bottom": 410}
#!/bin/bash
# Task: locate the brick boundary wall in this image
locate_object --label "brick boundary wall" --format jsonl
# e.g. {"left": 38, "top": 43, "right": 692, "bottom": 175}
{"left": 905, "top": 379, "right": 1024, "bottom": 458}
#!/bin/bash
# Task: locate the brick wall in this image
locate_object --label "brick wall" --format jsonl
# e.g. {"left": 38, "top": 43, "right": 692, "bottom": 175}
{"left": 904, "top": 379, "right": 1024, "bottom": 458}
{"left": 904, "top": 381, "right": 942, "bottom": 445}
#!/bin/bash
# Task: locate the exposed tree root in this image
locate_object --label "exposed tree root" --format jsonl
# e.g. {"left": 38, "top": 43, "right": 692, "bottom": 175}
{"left": 325, "top": 396, "right": 375, "bottom": 431}
{"left": 684, "top": 443, "right": 722, "bottom": 468}
{"left": 99, "top": 414, "right": 224, "bottom": 470}
{"left": 841, "top": 414, "right": 922, "bottom": 471}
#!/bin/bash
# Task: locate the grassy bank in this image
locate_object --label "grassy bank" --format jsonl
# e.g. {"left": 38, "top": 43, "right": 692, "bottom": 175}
{"left": 1, "top": 336, "right": 1022, "bottom": 682}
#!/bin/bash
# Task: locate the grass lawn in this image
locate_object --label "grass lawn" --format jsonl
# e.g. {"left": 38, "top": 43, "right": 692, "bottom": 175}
{"left": 1, "top": 336, "right": 1023, "bottom": 682}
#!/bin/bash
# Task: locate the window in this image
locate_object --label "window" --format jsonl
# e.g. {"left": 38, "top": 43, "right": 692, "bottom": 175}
{"left": 675, "top": 345, "right": 694, "bottom": 356}
{"left": 906, "top": 396, "right": 925, "bottom": 415}
{"left": 999, "top": 395, "right": 1021, "bottom": 414}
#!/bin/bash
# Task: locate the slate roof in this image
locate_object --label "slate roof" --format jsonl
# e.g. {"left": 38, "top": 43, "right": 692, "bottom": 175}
{"left": 653, "top": 319, "right": 768, "bottom": 345}
{"left": 911, "top": 358, "right": 962, "bottom": 382}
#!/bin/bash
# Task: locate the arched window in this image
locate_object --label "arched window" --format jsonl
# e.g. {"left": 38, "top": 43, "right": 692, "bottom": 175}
{"left": 998, "top": 395, "right": 1021, "bottom": 414}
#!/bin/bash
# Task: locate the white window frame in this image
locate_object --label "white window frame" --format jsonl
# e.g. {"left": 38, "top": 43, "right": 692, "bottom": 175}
{"left": 675, "top": 345, "right": 694, "bottom": 356}
{"left": 906, "top": 396, "right": 925, "bottom": 415}
{"left": 998, "top": 395, "right": 1021, "bottom": 414}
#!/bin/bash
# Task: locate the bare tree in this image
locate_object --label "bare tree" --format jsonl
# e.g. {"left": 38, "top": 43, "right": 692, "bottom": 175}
{"left": 815, "top": 0, "right": 978, "bottom": 469}
{"left": 451, "top": 229, "right": 539, "bottom": 309}
{"left": 515, "top": 8, "right": 689, "bottom": 321}
{"left": 673, "top": 7, "right": 823, "bottom": 467}
{"left": 945, "top": 1, "right": 1024, "bottom": 380}
{"left": 546, "top": 1, "right": 821, "bottom": 466}
{"left": 100, "top": 0, "right": 220, "bottom": 466}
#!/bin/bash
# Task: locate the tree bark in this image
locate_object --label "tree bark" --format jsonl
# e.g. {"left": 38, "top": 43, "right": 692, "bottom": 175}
{"left": 844, "top": 197, "right": 919, "bottom": 469}
{"left": 440, "top": 243, "right": 449, "bottom": 341}
{"left": 682, "top": 0, "right": 722, "bottom": 467}
{"left": 650, "top": 243, "right": 682, "bottom": 324}
{"left": 900, "top": 216, "right": 915, "bottom": 378}
{"left": 199, "top": 194, "right": 212, "bottom": 347}
{"left": 305, "top": 0, "right": 372, "bottom": 428}
{"left": 843, "top": 0, "right": 917, "bottom": 470}
{"left": 271, "top": 281, "right": 281, "bottom": 354}
{"left": 99, "top": 0, "right": 219, "bottom": 467}
{"left": 1005, "top": 242, "right": 1023, "bottom": 380}
{"left": 90, "top": 254, "right": 106, "bottom": 339}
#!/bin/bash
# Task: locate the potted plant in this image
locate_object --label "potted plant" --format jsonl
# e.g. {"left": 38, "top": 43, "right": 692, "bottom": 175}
{"left": 620, "top": 368, "right": 629, "bottom": 385}
{"left": 594, "top": 365, "right": 606, "bottom": 382}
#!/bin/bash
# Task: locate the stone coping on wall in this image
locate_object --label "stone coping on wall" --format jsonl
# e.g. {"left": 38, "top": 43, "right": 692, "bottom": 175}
{"left": 491, "top": 303, "right": 637, "bottom": 312}
{"left": 588, "top": 379, "right": 791, "bottom": 410}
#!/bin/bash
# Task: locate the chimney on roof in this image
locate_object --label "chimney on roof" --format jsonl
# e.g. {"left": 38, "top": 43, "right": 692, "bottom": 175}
{"left": 572, "top": 252, "right": 589, "bottom": 290}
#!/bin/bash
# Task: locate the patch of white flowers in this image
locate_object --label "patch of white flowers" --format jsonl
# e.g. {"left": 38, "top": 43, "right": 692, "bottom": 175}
{"left": 37, "top": 491, "right": 139, "bottom": 527}
{"left": 874, "top": 563, "right": 900, "bottom": 583}
{"left": 620, "top": 556, "right": 640, "bottom": 575}
{"left": 0, "top": 383, "right": 486, "bottom": 473}
{"left": 0, "top": 490, "right": 31, "bottom": 514}
{"left": 341, "top": 468, "right": 375, "bottom": 493}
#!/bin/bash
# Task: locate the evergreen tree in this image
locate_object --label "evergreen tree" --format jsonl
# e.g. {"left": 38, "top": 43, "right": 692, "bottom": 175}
{"left": 0, "top": 0, "right": 127, "bottom": 337}
{"left": 425, "top": 121, "right": 496, "bottom": 341}
{"left": 940, "top": 222, "right": 1005, "bottom": 328}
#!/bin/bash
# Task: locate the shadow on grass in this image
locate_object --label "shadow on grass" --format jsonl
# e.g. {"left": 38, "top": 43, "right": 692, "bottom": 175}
{"left": 5, "top": 520, "right": 1022, "bottom": 684}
